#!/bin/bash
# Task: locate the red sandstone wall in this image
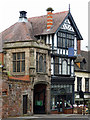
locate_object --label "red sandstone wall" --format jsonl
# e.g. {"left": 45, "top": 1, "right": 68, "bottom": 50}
{"left": 0, "top": 53, "right": 4, "bottom": 65}
{"left": 2, "top": 79, "right": 31, "bottom": 118}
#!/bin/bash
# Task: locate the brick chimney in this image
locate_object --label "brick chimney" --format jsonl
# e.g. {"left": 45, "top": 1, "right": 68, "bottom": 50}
{"left": 46, "top": 7, "right": 54, "bottom": 30}
{"left": 77, "top": 40, "right": 81, "bottom": 55}
{"left": 18, "top": 11, "right": 28, "bottom": 22}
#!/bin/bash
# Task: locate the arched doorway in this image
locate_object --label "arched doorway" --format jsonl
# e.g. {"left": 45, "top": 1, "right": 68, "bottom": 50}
{"left": 33, "top": 84, "right": 46, "bottom": 114}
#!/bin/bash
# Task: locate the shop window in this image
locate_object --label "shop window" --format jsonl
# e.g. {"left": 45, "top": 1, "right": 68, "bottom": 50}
{"left": 77, "top": 77, "right": 82, "bottom": 91}
{"left": 85, "top": 78, "right": 89, "bottom": 92}
{"left": 13, "top": 52, "right": 25, "bottom": 72}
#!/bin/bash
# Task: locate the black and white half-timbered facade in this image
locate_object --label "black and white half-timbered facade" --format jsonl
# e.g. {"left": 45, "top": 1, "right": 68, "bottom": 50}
{"left": 32, "top": 8, "right": 83, "bottom": 113}
{"left": 43, "top": 9, "right": 83, "bottom": 113}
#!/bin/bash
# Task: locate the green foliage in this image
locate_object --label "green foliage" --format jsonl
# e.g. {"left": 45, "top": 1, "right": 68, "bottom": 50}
{"left": 7, "top": 71, "right": 11, "bottom": 77}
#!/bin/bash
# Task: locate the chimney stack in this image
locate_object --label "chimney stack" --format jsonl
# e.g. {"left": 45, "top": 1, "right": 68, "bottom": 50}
{"left": 46, "top": 7, "right": 54, "bottom": 30}
{"left": 18, "top": 11, "right": 28, "bottom": 22}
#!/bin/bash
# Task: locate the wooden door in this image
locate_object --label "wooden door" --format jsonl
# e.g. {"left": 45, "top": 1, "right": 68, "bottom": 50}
{"left": 23, "top": 95, "right": 28, "bottom": 114}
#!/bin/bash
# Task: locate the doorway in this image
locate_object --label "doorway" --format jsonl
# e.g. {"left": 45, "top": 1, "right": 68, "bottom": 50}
{"left": 34, "top": 84, "right": 46, "bottom": 114}
{"left": 23, "top": 95, "right": 28, "bottom": 114}
{"left": 57, "top": 95, "right": 66, "bottom": 113}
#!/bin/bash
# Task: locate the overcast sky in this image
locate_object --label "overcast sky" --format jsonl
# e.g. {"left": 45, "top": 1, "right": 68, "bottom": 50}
{"left": 0, "top": 0, "right": 89, "bottom": 51}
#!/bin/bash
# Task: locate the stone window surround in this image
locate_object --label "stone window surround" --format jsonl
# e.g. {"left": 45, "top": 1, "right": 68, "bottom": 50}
{"left": 13, "top": 52, "right": 25, "bottom": 73}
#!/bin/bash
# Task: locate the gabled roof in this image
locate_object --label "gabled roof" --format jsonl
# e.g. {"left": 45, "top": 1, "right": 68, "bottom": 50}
{"left": 1, "top": 10, "right": 83, "bottom": 46}
{"left": 28, "top": 11, "right": 68, "bottom": 35}
{"left": 68, "top": 12, "right": 83, "bottom": 40}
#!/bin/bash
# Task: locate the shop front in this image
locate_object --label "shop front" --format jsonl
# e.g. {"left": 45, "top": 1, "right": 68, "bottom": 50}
{"left": 51, "top": 77, "right": 74, "bottom": 114}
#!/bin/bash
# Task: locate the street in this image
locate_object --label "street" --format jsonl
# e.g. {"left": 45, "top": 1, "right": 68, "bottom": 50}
{"left": 2, "top": 114, "right": 90, "bottom": 120}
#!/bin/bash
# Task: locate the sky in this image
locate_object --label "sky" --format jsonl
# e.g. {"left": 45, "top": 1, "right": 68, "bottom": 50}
{"left": 0, "top": 0, "right": 89, "bottom": 51}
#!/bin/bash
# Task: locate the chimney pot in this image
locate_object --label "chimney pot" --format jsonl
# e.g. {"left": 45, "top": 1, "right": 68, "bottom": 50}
{"left": 46, "top": 7, "right": 54, "bottom": 30}
{"left": 18, "top": 11, "right": 28, "bottom": 22}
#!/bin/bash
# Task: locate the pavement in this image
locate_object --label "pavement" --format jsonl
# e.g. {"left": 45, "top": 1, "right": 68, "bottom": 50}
{"left": 2, "top": 114, "right": 90, "bottom": 120}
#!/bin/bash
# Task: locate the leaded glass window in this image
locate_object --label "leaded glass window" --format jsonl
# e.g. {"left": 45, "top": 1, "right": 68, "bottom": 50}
{"left": 13, "top": 52, "right": 25, "bottom": 72}
{"left": 57, "top": 32, "right": 74, "bottom": 48}
{"left": 62, "top": 60, "right": 67, "bottom": 75}
{"left": 36, "top": 53, "right": 46, "bottom": 73}
{"left": 54, "top": 57, "right": 71, "bottom": 75}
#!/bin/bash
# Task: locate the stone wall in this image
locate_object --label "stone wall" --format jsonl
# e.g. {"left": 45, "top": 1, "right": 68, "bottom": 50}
{"left": 0, "top": 53, "right": 4, "bottom": 65}
{"left": 2, "top": 74, "right": 32, "bottom": 118}
{"left": 1, "top": 40, "right": 51, "bottom": 118}
{"left": 0, "top": 68, "right": 2, "bottom": 119}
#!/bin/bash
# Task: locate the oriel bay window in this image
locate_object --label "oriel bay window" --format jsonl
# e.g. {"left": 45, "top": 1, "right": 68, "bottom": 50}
{"left": 54, "top": 57, "right": 70, "bottom": 75}
{"left": 36, "top": 52, "right": 46, "bottom": 73}
{"left": 13, "top": 52, "right": 25, "bottom": 72}
{"left": 57, "top": 31, "right": 74, "bottom": 48}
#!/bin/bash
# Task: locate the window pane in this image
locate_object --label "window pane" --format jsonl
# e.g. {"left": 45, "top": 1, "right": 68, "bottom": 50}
{"left": 69, "top": 40, "right": 71, "bottom": 47}
{"left": 62, "top": 60, "right": 67, "bottom": 75}
{"left": 44, "top": 62, "right": 46, "bottom": 73}
{"left": 44, "top": 55, "right": 46, "bottom": 73}
{"left": 55, "top": 57, "right": 59, "bottom": 63}
{"left": 59, "top": 65, "right": 61, "bottom": 74}
{"left": 13, "top": 61, "right": 16, "bottom": 72}
{"left": 36, "top": 61, "right": 38, "bottom": 72}
{"left": 55, "top": 64, "right": 59, "bottom": 74}
{"left": 13, "top": 53, "right": 16, "bottom": 60}
{"left": 77, "top": 77, "right": 82, "bottom": 91}
{"left": 36, "top": 53, "right": 38, "bottom": 60}
{"left": 63, "top": 33, "right": 65, "bottom": 37}
{"left": 22, "top": 53, "right": 25, "bottom": 59}
{"left": 68, "top": 66, "right": 70, "bottom": 75}
{"left": 63, "top": 38, "right": 65, "bottom": 47}
{"left": 58, "top": 38, "right": 62, "bottom": 47}
{"left": 67, "top": 85, "right": 69, "bottom": 93}
{"left": 70, "top": 85, "right": 72, "bottom": 93}
{"left": 61, "top": 32, "right": 63, "bottom": 37}
{"left": 17, "top": 53, "right": 20, "bottom": 60}
{"left": 44, "top": 54, "right": 46, "bottom": 61}
{"left": 17, "top": 61, "right": 20, "bottom": 72}
{"left": 67, "top": 39, "right": 69, "bottom": 47}
{"left": 85, "top": 78, "right": 89, "bottom": 92}
{"left": 58, "top": 32, "right": 61, "bottom": 37}
{"left": 39, "top": 55, "right": 43, "bottom": 72}
{"left": 21, "top": 61, "right": 25, "bottom": 72}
